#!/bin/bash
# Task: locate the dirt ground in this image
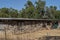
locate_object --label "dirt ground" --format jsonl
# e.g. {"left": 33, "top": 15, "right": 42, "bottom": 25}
{"left": 0, "top": 29, "right": 60, "bottom": 40}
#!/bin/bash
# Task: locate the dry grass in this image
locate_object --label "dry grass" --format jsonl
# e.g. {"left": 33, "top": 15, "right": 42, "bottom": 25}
{"left": 0, "top": 29, "right": 60, "bottom": 40}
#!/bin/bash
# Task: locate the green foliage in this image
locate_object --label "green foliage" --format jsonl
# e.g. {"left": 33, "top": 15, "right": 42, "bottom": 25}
{"left": 0, "top": 8, "right": 18, "bottom": 18}
{"left": 54, "top": 10, "right": 60, "bottom": 19}
{"left": 0, "top": 0, "right": 60, "bottom": 19}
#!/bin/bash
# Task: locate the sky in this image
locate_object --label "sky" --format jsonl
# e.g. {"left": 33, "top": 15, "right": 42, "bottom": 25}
{"left": 0, "top": 0, "right": 60, "bottom": 10}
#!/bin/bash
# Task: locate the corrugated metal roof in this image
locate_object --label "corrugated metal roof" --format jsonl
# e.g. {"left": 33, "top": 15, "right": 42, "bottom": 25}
{"left": 0, "top": 18, "right": 59, "bottom": 21}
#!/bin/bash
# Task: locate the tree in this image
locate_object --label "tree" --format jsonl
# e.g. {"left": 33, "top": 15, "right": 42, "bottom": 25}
{"left": 19, "top": 8, "right": 26, "bottom": 18}
{"left": 54, "top": 10, "right": 60, "bottom": 19}
{"left": 49, "top": 6, "right": 57, "bottom": 19}
{"left": 19, "top": 0, "right": 35, "bottom": 18}
{"left": 35, "top": 0, "right": 45, "bottom": 18}
{"left": 0, "top": 0, "right": 60, "bottom": 19}
{"left": 0, "top": 8, "right": 9, "bottom": 17}
{"left": 0, "top": 8, "right": 18, "bottom": 18}
{"left": 46, "top": 6, "right": 57, "bottom": 19}
{"left": 8, "top": 8, "right": 18, "bottom": 18}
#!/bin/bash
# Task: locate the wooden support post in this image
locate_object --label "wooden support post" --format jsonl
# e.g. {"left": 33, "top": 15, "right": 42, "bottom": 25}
{"left": 33, "top": 21, "right": 35, "bottom": 27}
{"left": 45, "top": 22, "right": 49, "bottom": 30}
{"left": 4, "top": 27, "right": 7, "bottom": 40}
{"left": 58, "top": 21, "right": 60, "bottom": 29}
{"left": 50, "top": 22, "right": 52, "bottom": 29}
{"left": 31, "top": 21, "right": 32, "bottom": 27}
{"left": 40, "top": 22, "right": 43, "bottom": 28}
{"left": 35, "top": 21, "right": 36, "bottom": 27}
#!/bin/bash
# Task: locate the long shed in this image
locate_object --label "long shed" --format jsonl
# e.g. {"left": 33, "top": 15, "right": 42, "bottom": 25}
{"left": 0, "top": 18, "right": 59, "bottom": 30}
